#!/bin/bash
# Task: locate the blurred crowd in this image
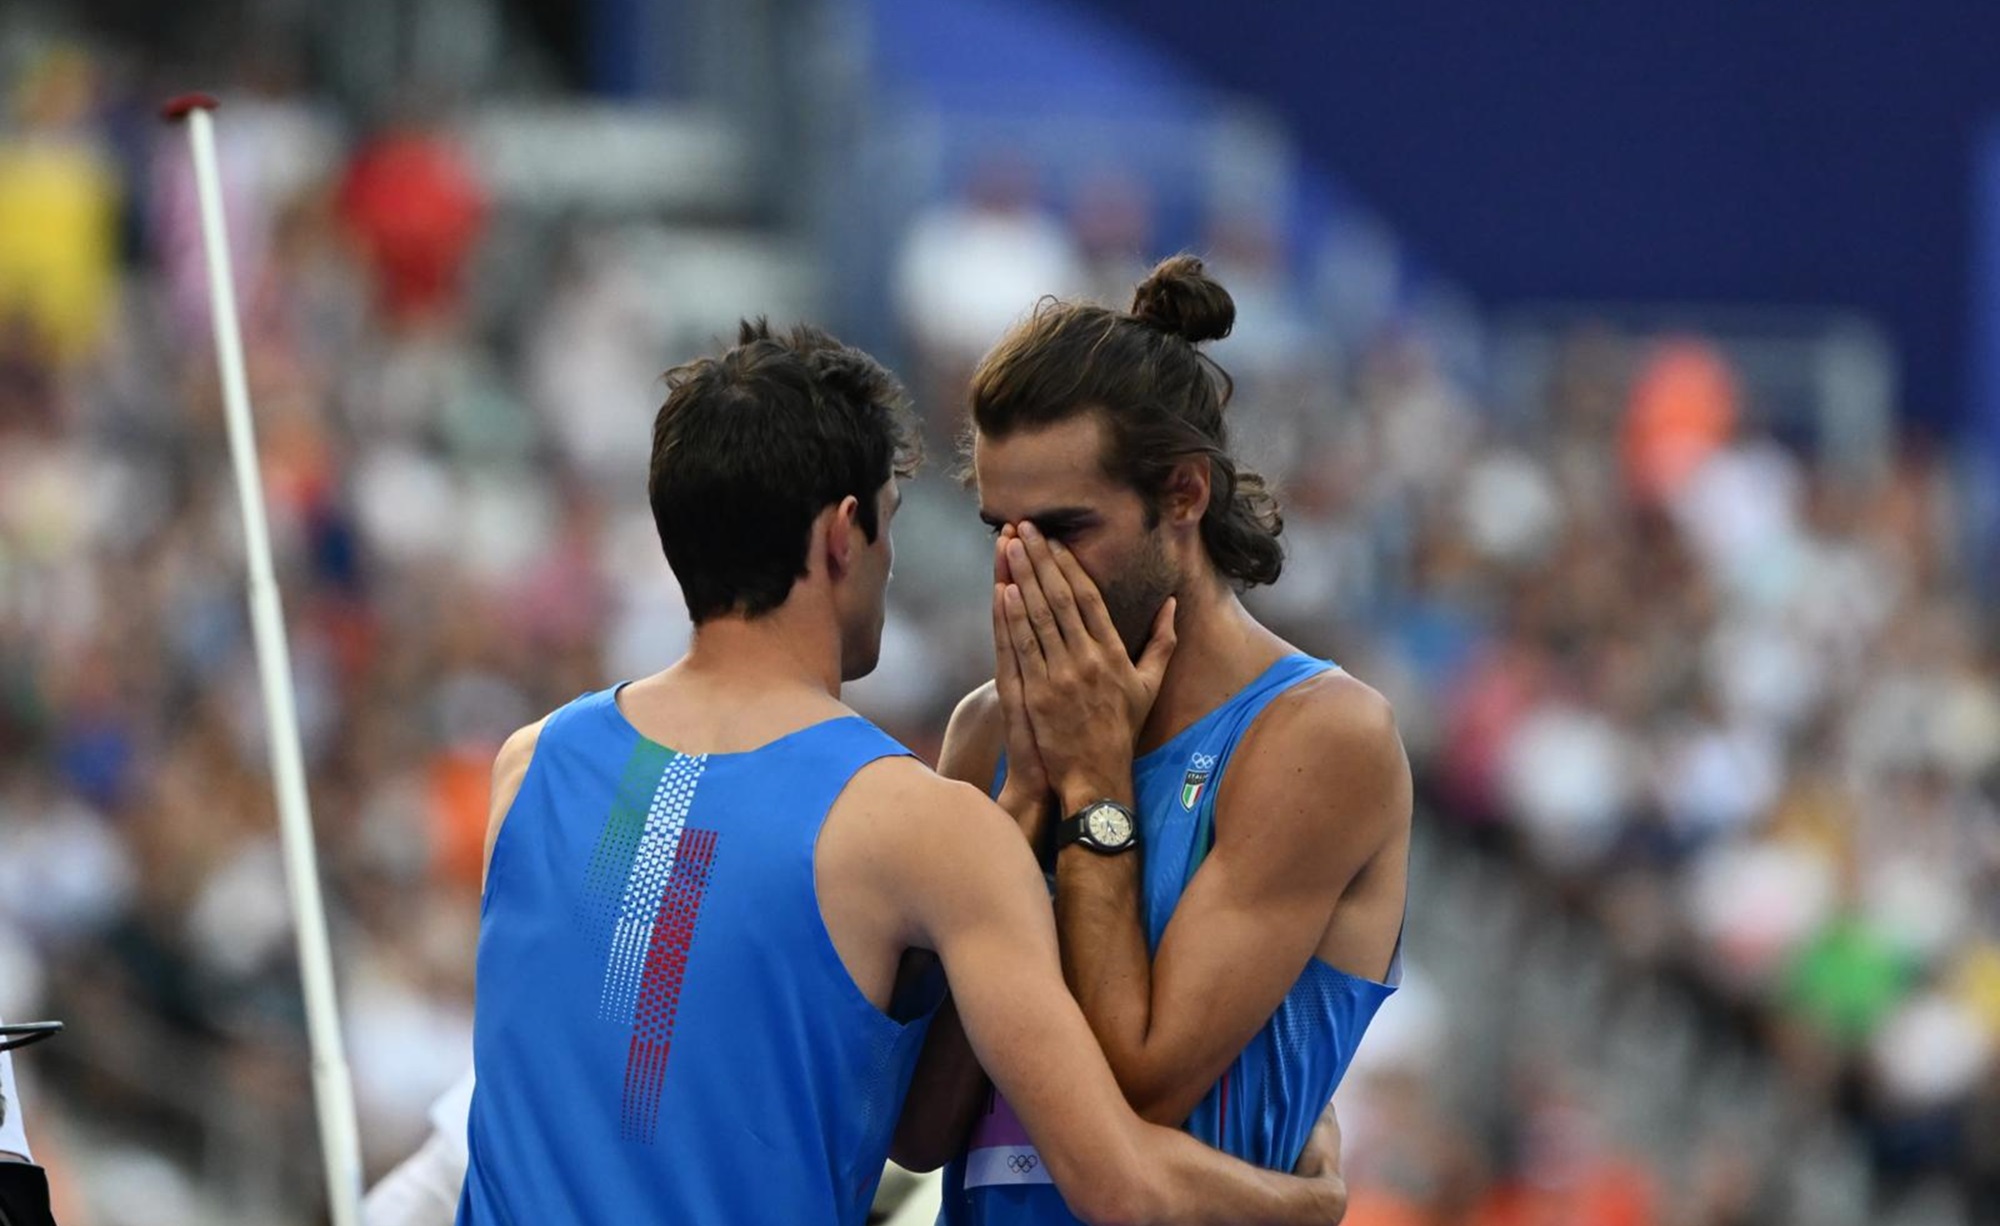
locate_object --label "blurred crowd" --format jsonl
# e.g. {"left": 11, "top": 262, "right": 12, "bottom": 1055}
{"left": 1285, "top": 327, "right": 2000, "bottom": 1222}
{"left": 5, "top": 26, "right": 2000, "bottom": 1226}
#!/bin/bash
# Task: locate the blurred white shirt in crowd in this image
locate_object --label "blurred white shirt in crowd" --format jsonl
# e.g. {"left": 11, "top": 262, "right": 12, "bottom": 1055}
{"left": 894, "top": 201, "right": 1083, "bottom": 358}
{"left": 1500, "top": 701, "right": 1640, "bottom": 869}
{"left": 1672, "top": 440, "right": 1804, "bottom": 607}
{"left": 1870, "top": 991, "right": 1994, "bottom": 1111}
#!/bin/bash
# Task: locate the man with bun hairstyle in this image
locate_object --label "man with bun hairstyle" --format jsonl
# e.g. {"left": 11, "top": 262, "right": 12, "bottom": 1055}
{"left": 899, "top": 256, "right": 1410, "bottom": 1225}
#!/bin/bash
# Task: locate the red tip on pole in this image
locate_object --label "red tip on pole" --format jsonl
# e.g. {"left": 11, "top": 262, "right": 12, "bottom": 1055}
{"left": 160, "top": 92, "right": 220, "bottom": 122}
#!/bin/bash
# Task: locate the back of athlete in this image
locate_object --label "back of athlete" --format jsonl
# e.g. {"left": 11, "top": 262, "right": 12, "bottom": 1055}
{"left": 459, "top": 680, "right": 935, "bottom": 1225}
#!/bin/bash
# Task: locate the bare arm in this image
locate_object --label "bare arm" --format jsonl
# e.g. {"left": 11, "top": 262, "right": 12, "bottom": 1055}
{"left": 889, "top": 684, "right": 1020, "bottom": 1171}
{"left": 1057, "top": 687, "right": 1408, "bottom": 1125}
{"left": 892, "top": 545, "right": 1063, "bottom": 1170}
{"left": 893, "top": 778, "right": 1345, "bottom": 1225}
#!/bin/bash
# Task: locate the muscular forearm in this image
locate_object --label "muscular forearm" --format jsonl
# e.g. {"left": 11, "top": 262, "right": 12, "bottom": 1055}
{"left": 1135, "top": 1124, "right": 1346, "bottom": 1226}
{"left": 1053, "top": 772, "right": 1177, "bottom": 1119}
{"left": 895, "top": 791, "right": 1049, "bottom": 1169}
{"left": 1054, "top": 842, "right": 1152, "bottom": 1063}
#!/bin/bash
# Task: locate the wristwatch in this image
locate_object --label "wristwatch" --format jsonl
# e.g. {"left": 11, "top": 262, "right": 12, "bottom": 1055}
{"left": 1055, "top": 800, "right": 1140, "bottom": 855}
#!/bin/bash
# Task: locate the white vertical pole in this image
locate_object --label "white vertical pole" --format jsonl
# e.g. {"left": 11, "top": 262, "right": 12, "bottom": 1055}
{"left": 170, "top": 94, "right": 364, "bottom": 1226}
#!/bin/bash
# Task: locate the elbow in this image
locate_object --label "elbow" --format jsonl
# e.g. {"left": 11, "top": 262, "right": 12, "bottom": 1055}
{"left": 1106, "top": 1057, "right": 1193, "bottom": 1129}
{"left": 1126, "top": 1084, "right": 1191, "bottom": 1128}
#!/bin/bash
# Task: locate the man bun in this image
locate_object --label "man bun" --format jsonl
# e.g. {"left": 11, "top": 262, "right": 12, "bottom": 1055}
{"left": 1129, "top": 254, "right": 1234, "bottom": 344}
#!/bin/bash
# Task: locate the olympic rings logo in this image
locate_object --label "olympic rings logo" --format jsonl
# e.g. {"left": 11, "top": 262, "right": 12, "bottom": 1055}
{"left": 1006, "top": 1153, "right": 1040, "bottom": 1175}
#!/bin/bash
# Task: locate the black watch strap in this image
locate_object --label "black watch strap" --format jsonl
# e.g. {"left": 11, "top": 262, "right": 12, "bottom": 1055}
{"left": 1056, "top": 800, "right": 1139, "bottom": 855}
{"left": 1054, "top": 812, "right": 1088, "bottom": 850}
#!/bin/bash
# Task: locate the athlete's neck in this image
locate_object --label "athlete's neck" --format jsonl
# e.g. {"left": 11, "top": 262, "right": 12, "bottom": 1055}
{"left": 618, "top": 606, "right": 851, "bottom": 754}
{"left": 1137, "top": 567, "right": 1291, "bottom": 755}
{"left": 616, "top": 604, "right": 852, "bottom": 756}
{"left": 679, "top": 606, "right": 845, "bottom": 698}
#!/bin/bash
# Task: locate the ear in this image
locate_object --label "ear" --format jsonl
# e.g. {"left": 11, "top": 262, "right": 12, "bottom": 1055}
{"left": 824, "top": 494, "right": 863, "bottom": 579}
{"left": 1160, "top": 456, "right": 1212, "bottom": 526}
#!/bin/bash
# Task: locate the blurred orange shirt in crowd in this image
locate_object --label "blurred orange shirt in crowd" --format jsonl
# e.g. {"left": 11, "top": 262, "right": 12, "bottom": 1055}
{"left": 1621, "top": 337, "right": 1738, "bottom": 506}
{"left": 1342, "top": 1161, "right": 1657, "bottom": 1226}
{"left": 1476, "top": 1159, "right": 1658, "bottom": 1226}
{"left": 431, "top": 746, "right": 497, "bottom": 888}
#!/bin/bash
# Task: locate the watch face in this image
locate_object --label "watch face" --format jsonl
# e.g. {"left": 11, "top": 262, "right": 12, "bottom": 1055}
{"left": 1086, "top": 804, "right": 1134, "bottom": 847}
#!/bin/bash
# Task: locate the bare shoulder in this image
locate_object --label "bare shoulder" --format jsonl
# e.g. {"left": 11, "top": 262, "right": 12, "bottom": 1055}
{"left": 1225, "top": 669, "right": 1411, "bottom": 846}
{"left": 1262, "top": 669, "right": 1403, "bottom": 765}
{"left": 943, "top": 681, "right": 1002, "bottom": 743}
{"left": 828, "top": 756, "right": 1023, "bottom": 918}
{"left": 490, "top": 717, "right": 550, "bottom": 813}
{"left": 495, "top": 717, "right": 549, "bottom": 783}
{"left": 827, "top": 754, "right": 1048, "bottom": 963}
{"left": 938, "top": 680, "right": 1005, "bottom": 785}
{"left": 484, "top": 715, "right": 552, "bottom": 881}
{"left": 846, "top": 753, "right": 1004, "bottom": 832}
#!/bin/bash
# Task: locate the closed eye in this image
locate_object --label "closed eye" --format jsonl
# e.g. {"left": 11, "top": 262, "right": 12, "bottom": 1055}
{"left": 977, "top": 509, "right": 1099, "bottom": 543}
{"left": 1032, "top": 517, "right": 1093, "bottom": 545}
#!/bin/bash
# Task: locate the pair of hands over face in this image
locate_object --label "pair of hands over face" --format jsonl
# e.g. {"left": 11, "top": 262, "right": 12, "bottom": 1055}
{"left": 988, "top": 521, "right": 1177, "bottom": 826}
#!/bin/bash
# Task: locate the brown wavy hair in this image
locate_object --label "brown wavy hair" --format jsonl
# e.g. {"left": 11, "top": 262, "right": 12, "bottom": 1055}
{"left": 966, "top": 254, "right": 1284, "bottom": 587}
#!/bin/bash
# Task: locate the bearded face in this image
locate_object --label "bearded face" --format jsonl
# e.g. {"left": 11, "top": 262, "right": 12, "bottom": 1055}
{"left": 972, "top": 414, "right": 1184, "bottom": 662}
{"left": 1095, "top": 520, "right": 1180, "bottom": 660}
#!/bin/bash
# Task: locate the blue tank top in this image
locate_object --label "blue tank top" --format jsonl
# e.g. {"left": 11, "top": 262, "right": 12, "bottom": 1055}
{"left": 940, "top": 654, "right": 1400, "bottom": 1225}
{"left": 458, "top": 687, "right": 938, "bottom": 1225}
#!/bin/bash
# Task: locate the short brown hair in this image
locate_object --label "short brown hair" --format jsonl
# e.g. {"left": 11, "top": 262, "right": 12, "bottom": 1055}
{"left": 966, "top": 254, "right": 1283, "bottom": 587}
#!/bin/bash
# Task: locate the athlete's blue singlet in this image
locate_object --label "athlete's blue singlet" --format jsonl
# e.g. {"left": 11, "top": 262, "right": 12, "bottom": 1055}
{"left": 940, "top": 654, "right": 1400, "bottom": 1225}
{"left": 459, "top": 687, "right": 937, "bottom": 1224}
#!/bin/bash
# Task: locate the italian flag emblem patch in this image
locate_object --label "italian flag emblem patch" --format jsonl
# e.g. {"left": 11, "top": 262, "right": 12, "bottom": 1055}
{"left": 1180, "top": 754, "right": 1217, "bottom": 810}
